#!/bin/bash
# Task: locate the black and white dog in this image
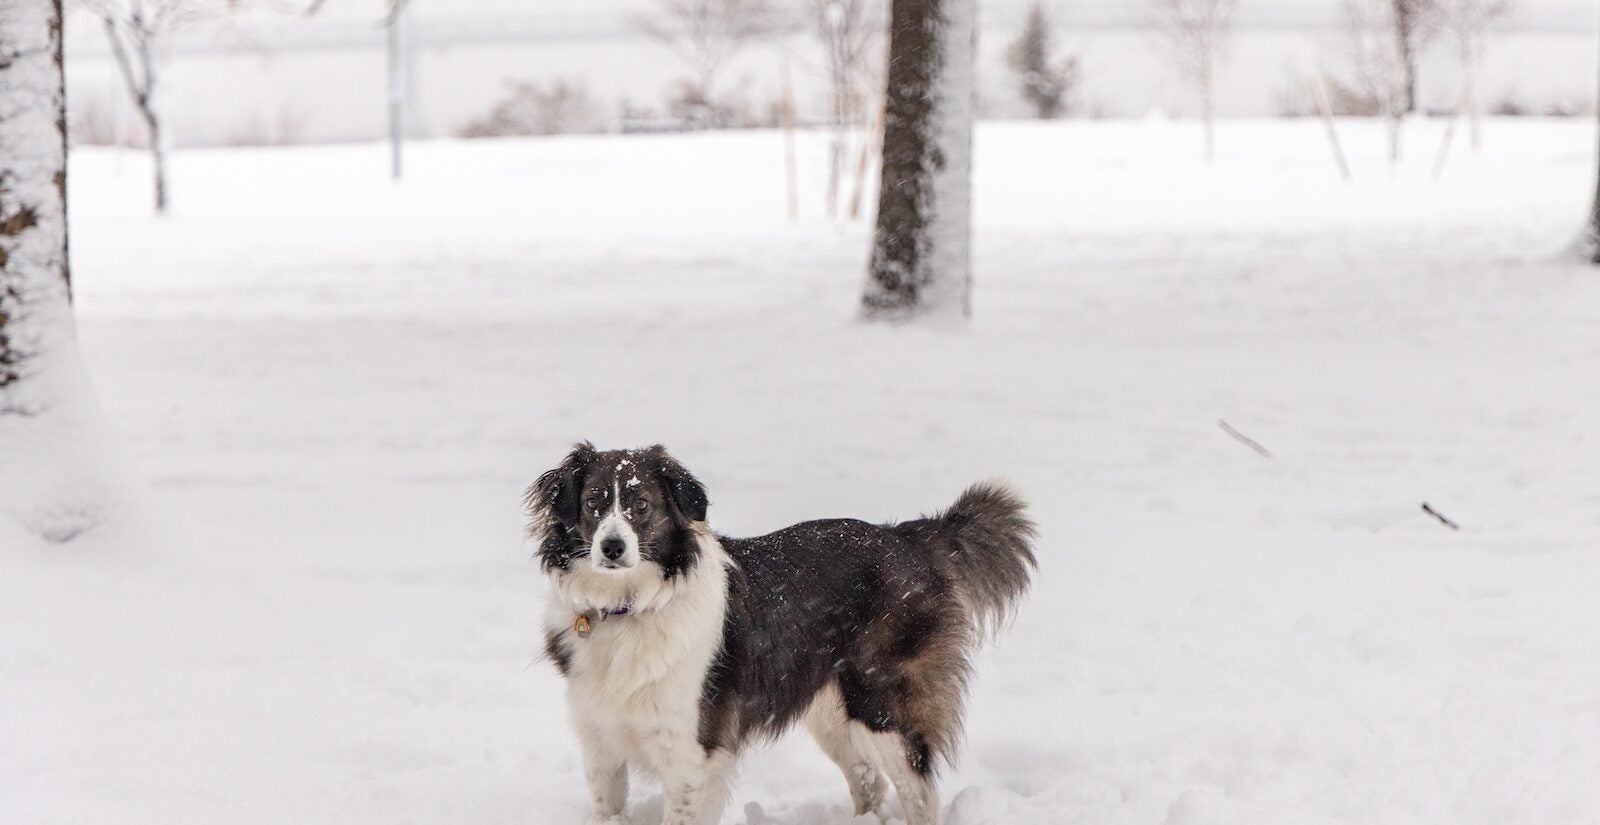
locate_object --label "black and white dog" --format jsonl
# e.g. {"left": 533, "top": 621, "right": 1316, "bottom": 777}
{"left": 527, "top": 443, "right": 1036, "bottom": 825}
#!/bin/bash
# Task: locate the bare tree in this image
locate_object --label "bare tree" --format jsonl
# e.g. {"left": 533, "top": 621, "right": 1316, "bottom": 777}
{"left": 304, "top": 0, "right": 414, "bottom": 178}
{"left": 1006, "top": 0, "right": 1079, "bottom": 119}
{"left": 1150, "top": 0, "right": 1237, "bottom": 163}
{"left": 1441, "top": 0, "right": 1509, "bottom": 151}
{"left": 81, "top": 0, "right": 219, "bottom": 213}
{"left": 457, "top": 79, "right": 602, "bottom": 138}
{"left": 635, "top": 0, "right": 776, "bottom": 127}
{"left": 807, "top": 0, "right": 881, "bottom": 217}
{"left": 1341, "top": 0, "right": 1417, "bottom": 167}
{"left": 1, "top": 0, "right": 109, "bottom": 542}
{"left": 1391, "top": 0, "right": 1441, "bottom": 113}
{"left": 862, "top": 0, "right": 976, "bottom": 323}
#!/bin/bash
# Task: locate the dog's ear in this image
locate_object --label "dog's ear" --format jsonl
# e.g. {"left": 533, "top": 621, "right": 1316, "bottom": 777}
{"left": 647, "top": 445, "right": 708, "bottom": 523}
{"left": 526, "top": 442, "right": 597, "bottom": 535}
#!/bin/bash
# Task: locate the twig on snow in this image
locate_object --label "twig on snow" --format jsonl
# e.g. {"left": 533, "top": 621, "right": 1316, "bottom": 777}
{"left": 1217, "top": 419, "right": 1271, "bottom": 458}
{"left": 1421, "top": 502, "right": 1460, "bottom": 531}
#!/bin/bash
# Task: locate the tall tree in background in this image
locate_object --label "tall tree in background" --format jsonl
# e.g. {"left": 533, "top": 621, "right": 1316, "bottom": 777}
{"left": 83, "top": 0, "right": 214, "bottom": 213}
{"left": 636, "top": 0, "right": 775, "bottom": 127}
{"left": 1006, "top": 1, "right": 1078, "bottom": 119}
{"left": 1151, "top": 0, "right": 1237, "bottom": 163}
{"left": 862, "top": 0, "right": 976, "bottom": 322}
{"left": 1, "top": 0, "right": 110, "bottom": 542}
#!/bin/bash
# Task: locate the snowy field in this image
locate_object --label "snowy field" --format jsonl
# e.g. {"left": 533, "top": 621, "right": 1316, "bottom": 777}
{"left": 5, "top": 118, "right": 1600, "bottom": 824}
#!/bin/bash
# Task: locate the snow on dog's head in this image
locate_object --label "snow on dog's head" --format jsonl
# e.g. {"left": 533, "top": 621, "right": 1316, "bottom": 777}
{"left": 525, "top": 442, "right": 710, "bottom": 610}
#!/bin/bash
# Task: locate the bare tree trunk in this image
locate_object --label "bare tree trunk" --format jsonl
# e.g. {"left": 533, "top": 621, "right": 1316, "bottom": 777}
{"left": 862, "top": 0, "right": 976, "bottom": 323}
{"left": 0, "top": 0, "right": 73, "bottom": 398}
{"left": 1588, "top": 8, "right": 1600, "bottom": 263}
{"left": 1200, "top": 61, "right": 1216, "bottom": 163}
{"left": 1387, "top": 114, "right": 1403, "bottom": 172}
{"left": 387, "top": 7, "right": 406, "bottom": 180}
{"left": 1464, "top": 56, "right": 1482, "bottom": 152}
{"left": 826, "top": 89, "right": 843, "bottom": 217}
{"left": 1400, "top": 45, "right": 1418, "bottom": 113}
{"left": 145, "top": 110, "right": 168, "bottom": 212}
{"left": 101, "top": 6, "right": 170, "bottom": 214}
{"left": 1, "top": 0, "right": 114, "bottom": 543}
{"left": 1394, "top": 0, "right": 1419, "bottom": 113}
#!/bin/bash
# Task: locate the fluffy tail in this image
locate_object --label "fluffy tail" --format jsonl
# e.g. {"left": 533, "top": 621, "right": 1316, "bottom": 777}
{"left": 928, "top": 482, "right": 1037, "bottom": 636}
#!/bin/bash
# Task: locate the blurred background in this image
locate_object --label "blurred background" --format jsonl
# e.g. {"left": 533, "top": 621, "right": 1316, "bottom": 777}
{"left": 5, "top": 2, "right": 1600, "bottom": 824}
{"left": 61, "top": 0, "right": 1600, "bottom": 148}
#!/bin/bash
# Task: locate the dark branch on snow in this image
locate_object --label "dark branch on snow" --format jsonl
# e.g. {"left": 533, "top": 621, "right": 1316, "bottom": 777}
{"left": 1217, "top": 419, "right": 1271, "bottom": 458}
{"left": 1421, "top": 502, "right": 1460, "bottom": 530}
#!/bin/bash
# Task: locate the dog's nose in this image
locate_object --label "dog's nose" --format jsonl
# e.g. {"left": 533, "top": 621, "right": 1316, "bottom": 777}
{"left": 600, "top": 537, "right": 626, "bottom": 561}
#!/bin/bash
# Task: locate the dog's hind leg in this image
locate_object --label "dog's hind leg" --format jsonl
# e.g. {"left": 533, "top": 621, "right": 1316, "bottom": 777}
{"left": 802, "top": 684, "right": 888, "bottom": 817}
{"left": 866, "top": 730, "right": 940, "bottom": 825}
{"left": 657, "top": 742, "right": 735, "bottom": 825}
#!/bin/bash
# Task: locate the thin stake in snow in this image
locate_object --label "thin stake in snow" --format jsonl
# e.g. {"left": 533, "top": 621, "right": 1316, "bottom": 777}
{"left": 1217, "top": 419, "right": 1271, "bottom": 458}
{"left": 780, "top": 62, "right": 798, "bottom": 223}
{"left": 1421, "top": 502, "right": 1460, "bottom": 530}
{"left": 847, "top": 100, "right": 885, "bottom": 221}
{"left": 1309, "top": 71, "right": 1354, "bottom": 183}
{"left": 386, "top": 0, "right": 414, "bottom": 181}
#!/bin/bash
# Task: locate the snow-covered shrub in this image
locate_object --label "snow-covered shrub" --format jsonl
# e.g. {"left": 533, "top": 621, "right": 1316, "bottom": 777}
{"left": 457, "top": 79, "right": 606, "bottom": 138}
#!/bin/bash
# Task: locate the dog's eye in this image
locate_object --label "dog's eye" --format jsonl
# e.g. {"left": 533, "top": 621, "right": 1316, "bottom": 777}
{"left": 633, "top": 499, "right": 650, "bottom": 513}
{"left": 584, "top": 495, "right": 601, "bottom": 511}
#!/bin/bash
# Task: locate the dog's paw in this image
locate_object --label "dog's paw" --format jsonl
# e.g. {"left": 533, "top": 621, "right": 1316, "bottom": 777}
{"left": 583, "top": 815, "right": 628, "bottom": 825}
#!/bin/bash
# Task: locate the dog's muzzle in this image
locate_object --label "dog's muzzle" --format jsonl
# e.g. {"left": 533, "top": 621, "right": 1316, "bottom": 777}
{"left": 591, "top": 515, "right": 638, "bottom": 571}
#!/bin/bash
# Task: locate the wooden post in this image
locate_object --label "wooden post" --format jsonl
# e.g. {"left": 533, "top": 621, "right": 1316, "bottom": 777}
{"left": 1309, "top": 72, "right": 1353, "bottom": 184}
{"left": 780, "top": 63, "right": 799, "bottom": 223}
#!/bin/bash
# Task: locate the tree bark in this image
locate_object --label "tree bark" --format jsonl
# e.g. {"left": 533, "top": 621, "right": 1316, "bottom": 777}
{"left": 1589, "top": 8, "right": 1600, "bottom": 263}
{"left": 1, "top": 0, "right": 115, "bottom": 544}
{"left": 0, "top": 0, "right": 73, "bottom": 398}
{"left": 1394, "top": 0, "right": 1420, "bottom": 113}
{"left": 862, "top": 0, "right": 976, "bottom": 323}
{"left": 146, "top": 109, "right": 168, "bottom": 212}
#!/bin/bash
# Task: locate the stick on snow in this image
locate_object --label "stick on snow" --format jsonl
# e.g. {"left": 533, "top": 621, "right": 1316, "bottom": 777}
{"left": 1421, "top": 502, "right": 1460, "bottom": 531}
{"left": 1217, "top": 419, "right": 1271, "bottom": 458}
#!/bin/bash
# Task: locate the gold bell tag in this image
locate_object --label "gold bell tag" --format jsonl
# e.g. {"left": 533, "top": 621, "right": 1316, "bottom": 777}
{"left": 574, "top": 613, "right": 593, "bottom": 637}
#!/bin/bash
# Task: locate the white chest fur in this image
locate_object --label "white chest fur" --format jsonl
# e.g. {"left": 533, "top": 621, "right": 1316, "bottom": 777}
{"left": 546, "top": 533, "right": 731, "bottom": 775}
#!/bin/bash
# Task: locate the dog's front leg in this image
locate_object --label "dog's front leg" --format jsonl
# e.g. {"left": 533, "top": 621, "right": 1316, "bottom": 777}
{"left": 657, "top": 741, "right": 733, "bottom": 825}
{"left": 576, "top": 724, "right": 629, "bottom": 824}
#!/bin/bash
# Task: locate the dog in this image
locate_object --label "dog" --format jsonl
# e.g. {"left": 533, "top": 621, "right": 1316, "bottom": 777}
{"left": 527, "top": 443, "right": 1036, "bottom": 825}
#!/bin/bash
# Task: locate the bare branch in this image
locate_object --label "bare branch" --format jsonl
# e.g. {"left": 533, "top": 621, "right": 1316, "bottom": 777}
{"left": 633, "top": 0, "right": 778, "bottom": 117}
{"left": 1217, "top": 419, "right": 1271, "bottom": 458}
{"left": 1421, "top": 502, "right": 1461, "bottom": 530}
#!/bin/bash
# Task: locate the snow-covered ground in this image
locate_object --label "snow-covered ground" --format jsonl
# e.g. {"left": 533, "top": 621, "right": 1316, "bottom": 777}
{"left": 5, "top": 118, "right": 1600, "bottom": 824}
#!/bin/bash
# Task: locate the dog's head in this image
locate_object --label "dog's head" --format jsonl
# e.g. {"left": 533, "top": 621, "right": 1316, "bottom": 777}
{"left": 526, "top": 443, "right": 709, "bottom": 590}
